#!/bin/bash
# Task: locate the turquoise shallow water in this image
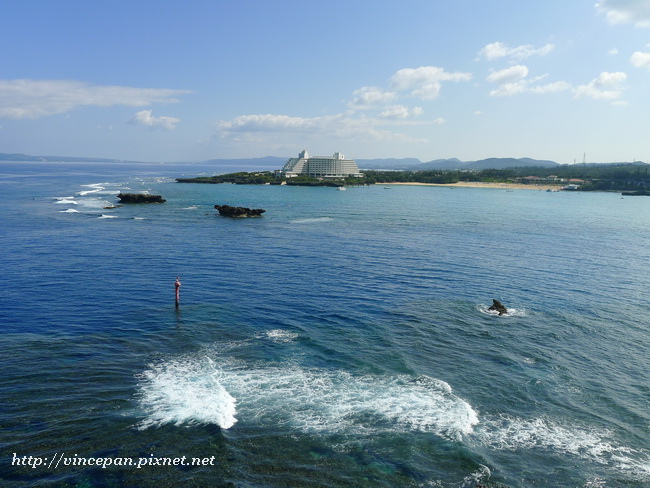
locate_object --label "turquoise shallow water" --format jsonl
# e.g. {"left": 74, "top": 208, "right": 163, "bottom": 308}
{"left": 1, "top": 162, "right": 649, "bottom": 487}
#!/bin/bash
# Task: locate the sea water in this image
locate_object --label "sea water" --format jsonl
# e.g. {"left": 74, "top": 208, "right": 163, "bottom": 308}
{"left": 1, "top": 161, "right": 648, "bottom": 488}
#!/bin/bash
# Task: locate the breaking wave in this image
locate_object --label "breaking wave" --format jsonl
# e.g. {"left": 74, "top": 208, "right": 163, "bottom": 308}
{"left": 289, "top": 217, "right": 334, "bottom": 224}
{"left": 54, "top": 196, "right": 77, "bottom": 205}
{"left": 262, "top": 329, "right": 299, "bottom": 343}
{"left": 473, "top": 415, "right": 650, "bottom": 480}
{"left": 136, "top": 356, "right": 237, "bottom": 430}
{"left": 477, "top": 303, "right": 528, "bottom": 317}
{"left": 135, "top": 354, "right": 478, "bottom": 440}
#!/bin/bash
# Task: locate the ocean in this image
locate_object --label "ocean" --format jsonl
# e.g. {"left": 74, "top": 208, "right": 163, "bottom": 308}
{"left": 1, "top": 161, "right": 648, "bottom": 488}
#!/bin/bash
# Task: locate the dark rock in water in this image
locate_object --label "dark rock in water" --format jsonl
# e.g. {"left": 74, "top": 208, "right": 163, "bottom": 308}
{"left": 488, "top": 299, "right": 508, "bottom": 315}
{"left": 621, "top": 190, "right": 650, "bottom": 196}
{"left": 117, "top": 193, "right": 166, "bottom": 203}
{"left": 214, "top": 204, "right": 265, "bottom": 218}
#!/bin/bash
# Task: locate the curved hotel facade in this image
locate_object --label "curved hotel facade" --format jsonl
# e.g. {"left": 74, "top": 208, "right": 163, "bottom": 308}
{"left": 281, "top": 150, "right": 363, "bottom": 178}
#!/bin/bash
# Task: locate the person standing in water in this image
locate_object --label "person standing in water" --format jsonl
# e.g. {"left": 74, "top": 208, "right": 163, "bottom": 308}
{"left": 175, "top": 276, "right": 181, "bottom": 308}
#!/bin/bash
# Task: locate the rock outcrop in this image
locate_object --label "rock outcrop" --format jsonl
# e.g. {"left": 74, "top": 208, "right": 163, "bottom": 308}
{"left": 488, "top": 299, "right": 508, "bottom": 316}
{"left": 117, "top": 193, "right": 166, "bottom": 203}
{"left": 214, "top": 204, "right": 265, "bottom": 218}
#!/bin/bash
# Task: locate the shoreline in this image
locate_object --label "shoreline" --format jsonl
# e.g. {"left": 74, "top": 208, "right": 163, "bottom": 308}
{"left": 377, "top": 181, "right": 561, "bottom": 191}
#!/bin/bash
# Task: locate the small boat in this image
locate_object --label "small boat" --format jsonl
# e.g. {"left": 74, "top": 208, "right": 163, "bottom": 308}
{"left": 383, "top": 186, "right": 391, "bottom": 189}
{"left": 337, "top": 186, "right": 346, "bottom": 191}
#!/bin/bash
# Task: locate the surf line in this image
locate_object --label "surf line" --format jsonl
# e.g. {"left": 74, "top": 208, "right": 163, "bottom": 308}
{"left": 175, "top": 276, "right": 181, "bottom": 308}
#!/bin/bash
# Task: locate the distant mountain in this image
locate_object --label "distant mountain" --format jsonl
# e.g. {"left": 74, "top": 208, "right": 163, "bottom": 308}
{"left": 414, "top": 157, "right": 560, "bottom": 171}
{"left": 10, "top": 152, "right": 638, "bottom": 171}
{"left": 205, "top": 156, "right": 426, "bottom": 170}
{"left": 356, "top": 158, "right": 422, "bottom": 169}
{"left": 570, "top": 161, "right": 648, "bottom": 167}
{"left": 202, "top": 156, "right": 287, "bottom": 168}
{"left": 413, "top": 158, "right": 464, "bottom": 170}
{"left": 198, "top": 156, "right": 561, "bottom": 170}
{"left": 468, "top": 157, "right": 560, "bottom": 170}
{"left": 0, "top": 152, "right": 135, "bottom": 163}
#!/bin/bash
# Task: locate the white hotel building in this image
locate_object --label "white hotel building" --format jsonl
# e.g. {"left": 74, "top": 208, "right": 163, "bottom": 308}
{"left": 280, "top": 150, "right": 363, "bottom": 178}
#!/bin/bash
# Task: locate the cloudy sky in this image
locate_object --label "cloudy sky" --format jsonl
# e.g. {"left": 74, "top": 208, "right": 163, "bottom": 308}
{"left": 2, "top": 0, "right": 650, "bottom": 163}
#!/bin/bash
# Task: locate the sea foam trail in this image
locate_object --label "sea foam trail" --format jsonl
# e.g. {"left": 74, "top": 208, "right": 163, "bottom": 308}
{"left": 289, "top": 217, "right": 334, "bottom": 224}
{"left": 136, "top": 355, "right": 478, "bottom": 439}
{"left": 474, "top": 416, "right": 650, "bottom": 480}
{"left": 79, "top": 184, "right": 105, "bottom": 196}
{"left": 223, "top": 369, "right": 479, "bottom": 439}
{"left": 54, "top": 197, "right": 77, "bottom": 205}
{"left": 136, "top": 356, "right": 237, "bottom": 430}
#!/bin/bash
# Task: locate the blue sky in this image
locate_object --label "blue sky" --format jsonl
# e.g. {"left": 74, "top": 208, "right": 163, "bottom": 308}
{"left": 2, "top": 0, "right": 650, "bottom": 163}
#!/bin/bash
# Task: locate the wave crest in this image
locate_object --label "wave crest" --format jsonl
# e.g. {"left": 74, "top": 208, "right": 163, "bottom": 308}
{"left": 136, "top": 356, "right": 237, "bottom": 430}
{"left": 135, "top": 356, "right": 477, "bottom": 440}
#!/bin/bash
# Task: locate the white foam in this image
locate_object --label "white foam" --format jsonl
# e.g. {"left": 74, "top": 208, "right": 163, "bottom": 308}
{"left": 461, "top": 464, "right": 491, "bottom": 486}
{"left": 477, "top": 304, "right": 528, "bottom": 317}
{"left": 79, "top": 184, "right": 105, "bottom": 196}
{"left": 98, "top": 214, "right": 117, "bottom": 219}
{"left": 182, "top": 206, "right": 198, "bottom": 210}
{"left": 221, "top": 366, "right": 477, "bottom": 439}
{"left": 264, "top": 329, "right": 298, "bottom": 343}
{"left": 290, "top": 217, "right": 334, "bottom": 224}
{"left": 60, "top": 208, "right": 79, "bottom": 213}
{"left": 81, "top": 182, "right": 109, "bottom": 188}
{"left": 136, "top": 356, "right": 237, "bottom": 430}
{"left": 54, "top": 197, "right": 77, "bottom": 205}
{"left": 136, "top": 356, "right": 478, "bottom": 439}
{"left": 77, "top": 198, "right": 113, "bottom": 209}
{"left": 582, "top": 479, "right": 607, "bottom": 488}
{"left": 475, "top": 416, "right": 650, "bottom": 480}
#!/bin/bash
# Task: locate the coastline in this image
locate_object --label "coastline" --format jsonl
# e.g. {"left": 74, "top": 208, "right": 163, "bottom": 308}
{"left": 377, "top": 181, "right": 560, "bottom": 191}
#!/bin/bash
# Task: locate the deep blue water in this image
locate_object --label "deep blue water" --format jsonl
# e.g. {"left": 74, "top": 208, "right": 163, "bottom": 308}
{"left": 1, "top": 161, "right": 649, "bottom": 488}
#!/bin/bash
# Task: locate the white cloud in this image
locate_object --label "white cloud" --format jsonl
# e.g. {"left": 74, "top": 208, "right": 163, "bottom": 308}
{"left": 608, "top": 47, "right": 619, "bottom": 55}
{"left": 215, "top": 112, "right": 426, "bottom": 144}
{"left": 349, "top": 86, "right": 398, "bottom": 109}
{"left": 486, "top": 65, "right": 529, "bottom": 84}
{"left": 478, "top": 41, "right": 555, "bottom": 61}
{"left": 128, "top": 110, "right": 180, "bottom": 130}
{"left": 529, "top": 81, "right": 572, "bottom": 94}
{"left": 390, "top": 66, "right": 472, "bottom": 100}
{"left": 214, "top": 67, "right": 440, "bottom": 148}
{"left": 378, "top": 105, "right": 423, "bottom": 119}
{"left": 573, "top": 71, "right": 627, "bottom": 100}
{"left": 433, "top": 117, "right": 446, "bottom": 125}
{"left": 486, "top": 65, "right": 570, "bottom": 97}
{"left": 489, "top": 81, "right": 528, "bottom": 97}
{"left": 0, "top": 79, "right": 190, "bottom": 119}
{"left": 486, "top": 65, "right": 529, "bottom": 97}
{"left": 596, "top": 0, "right": 650, "bottom": 27}
{"left": 215, "top": 114, "right": 327, "bottom": 133}
{"left": 630, "top": 50, "right": 650, "bottom": 67}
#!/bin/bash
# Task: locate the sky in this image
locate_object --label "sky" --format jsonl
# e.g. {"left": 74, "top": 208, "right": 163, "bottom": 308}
{"left": 1, "top": 0, "right": 650, "bottom": 164}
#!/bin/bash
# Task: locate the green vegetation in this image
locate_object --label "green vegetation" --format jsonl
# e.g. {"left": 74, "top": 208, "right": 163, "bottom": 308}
{"left": 176, "top": 172, "right": 348, "bottom": 187}
{"left": 176, "top": 172, "right": 279, "bottom": 185}
{"left": 176, "top": 163, "right": 650, "bottom": 192}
